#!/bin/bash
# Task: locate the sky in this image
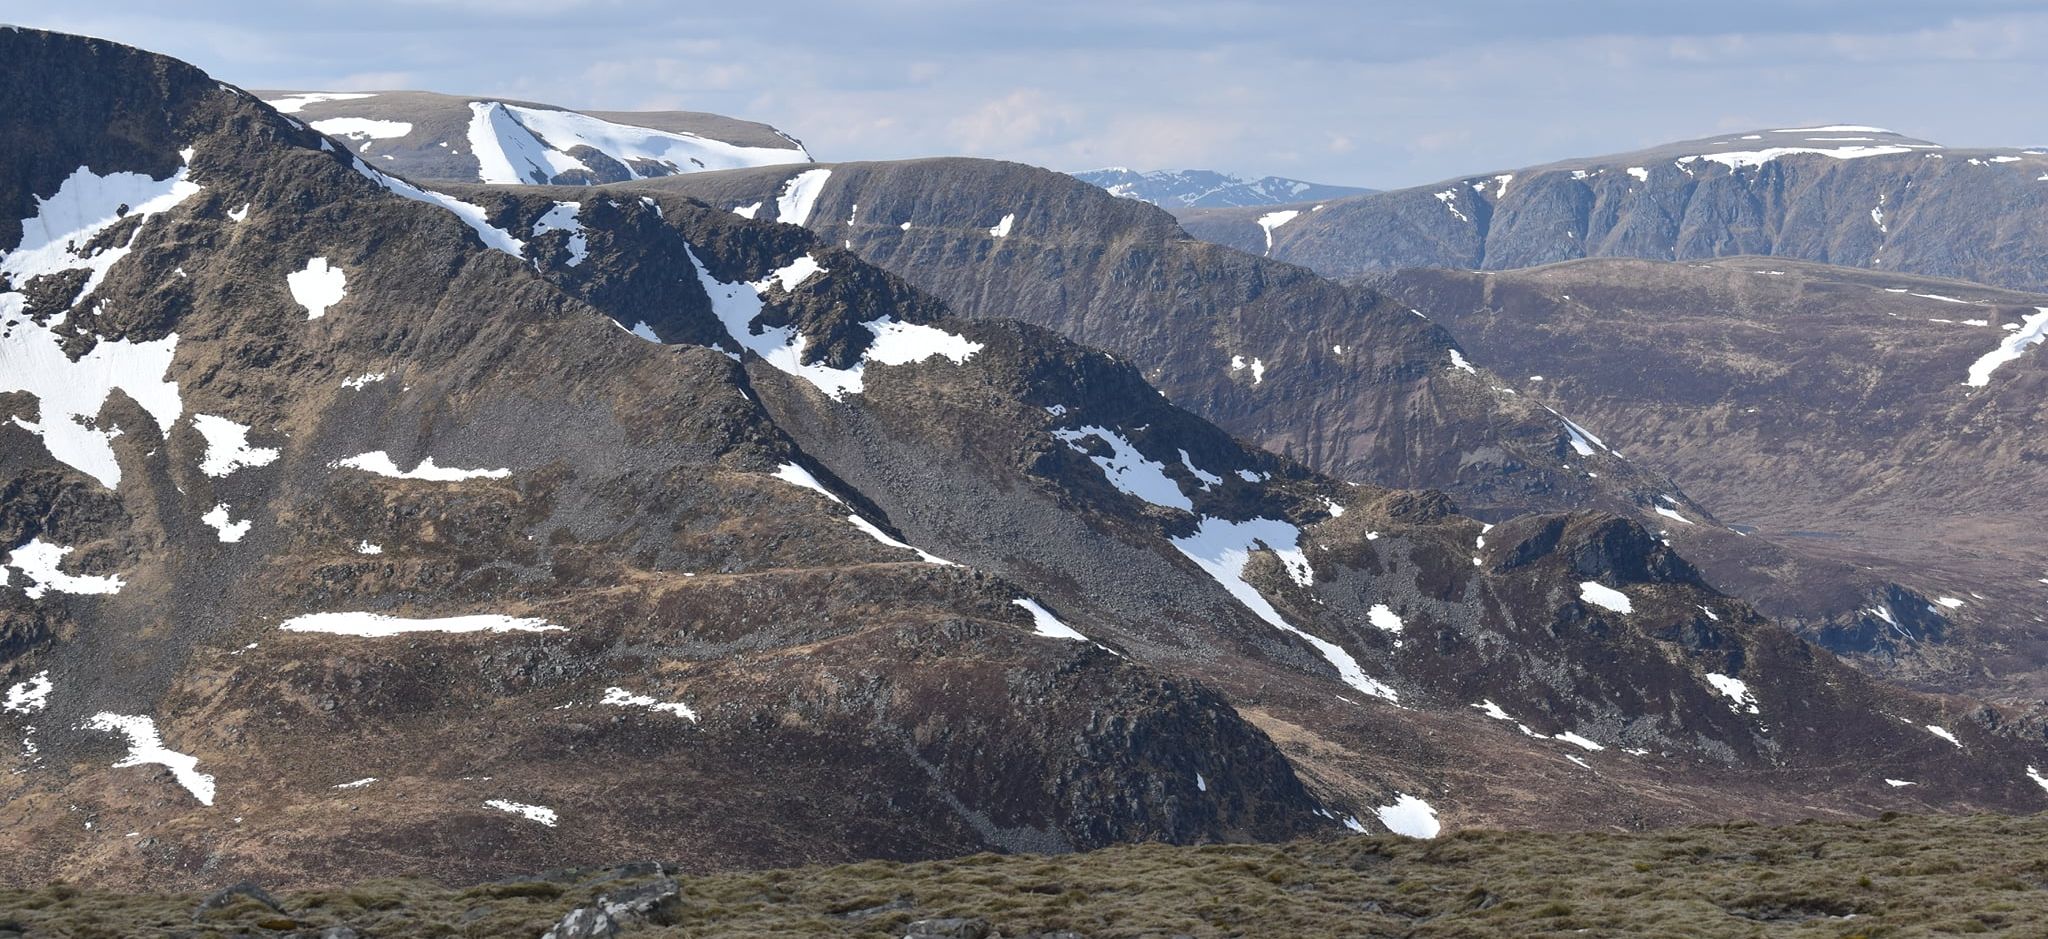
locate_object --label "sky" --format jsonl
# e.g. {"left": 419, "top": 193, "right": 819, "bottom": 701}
{"left": 9, "top": 0, "right": 2048, "bottom": 189}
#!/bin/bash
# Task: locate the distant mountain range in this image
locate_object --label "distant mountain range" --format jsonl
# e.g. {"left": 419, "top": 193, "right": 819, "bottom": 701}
{"left": 1181, "top": 127, "right": 2048, "bottom": 292}
{"left": 1073, "top": 167, "right": 1372, "bottom": 208}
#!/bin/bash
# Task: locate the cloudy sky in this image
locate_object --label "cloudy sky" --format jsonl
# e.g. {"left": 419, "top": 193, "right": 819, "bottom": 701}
{"left": 14, "top": 1, "right": 2048, "bottom": 188}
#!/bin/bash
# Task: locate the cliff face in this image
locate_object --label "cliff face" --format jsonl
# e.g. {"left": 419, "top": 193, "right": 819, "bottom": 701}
{"left": 1181, "top": 129, "right": 2048, "bottom": 293}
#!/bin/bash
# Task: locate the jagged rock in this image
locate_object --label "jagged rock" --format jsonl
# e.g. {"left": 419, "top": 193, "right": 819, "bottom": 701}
{"left": 903, "top": 917, "right": 991, "bottom": 939}
{"left": 195, "top": 882, "right": 280, "bottom": 915}
{"left": 541, "top": 907, "right": 617, "bottom": 939}
{"left": 598, "top": 878, "right": 681, "bottom": 926}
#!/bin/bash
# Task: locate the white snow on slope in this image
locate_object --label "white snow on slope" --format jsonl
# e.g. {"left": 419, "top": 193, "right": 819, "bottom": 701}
{"left": 484, "top": 799, "right": 557, "bottom": 826}
{"left": 5, "top": 539, "right": 124, "bottom": 600}
{"left": 280, "top": 612, "right": 562, "bottom": 636}
{"left": 1704, "top": 672, "right": 1760, "bottom": 714}
{"left": 1681, "top": 144, "right": 1922, "bottom": 169}
{"left": 601, "top": 686, "right": 698, "bottom": 721}
{"left": 1579, "top": 581, "right": 1632, "bottom": 613}
{"left": 1433, "top": 189, "right": 1469, "bottom": 222}
{"left": 2, "top": 156, "right": 200, "bottom": 488}
{"left": 1053, "top": 426, "right": 1192, "bottom": 511}
{"left": 1374, "top": 794, "right": 1441, "bottom": 838}
{"left": 465, "top": 101, "right": 806, "bottom": 186}
{"left": 191, "top": 414, "right": 280, "bottom": 477}
{"left": 1557, "top": 414, "right": 1608, "bottom": 457}
{"left": 350, "top": 157, "right": 522, "bottom": 256}
{"left": 1885, "top": 778, "right": 1916, "bottom": 788}
{"left": 330, "top": 451, "right": 510, "bottom": 481}
{"left": 1368, "top": 604, "right": 1404, "bottom": 638}
{"left": 988, "top": 213, "right": 1016, "bottom": 237}
{"left": 1554, "top": 731, "right": 1605, "bottom": 751}
{"left": 2029, "top": 766, "right": 2048, "bottom": 793}
{"left": 201, "top": 504, "right": 252, "bottom": 543}
{"left": 769, "top": 462, "right": 957, "bottom": 565}
{"left": 1178, "top": 450, "right": 1224, "bottom": 489}
{"left": 775, "top": 168, "right": 833, "bottom": 226}
{"left": 264, "top": 92, "right": 375, "bottom": 113}
{"left": 1172, "top": 516, "right": 1393, "bottom": 701}
{"left": 1256, "top": 209, "right": 1299, "bottom": 254}
{"left": 310, "top": 117, "right": 412, "bottom": 150}
{"left": 864, "top": 317, "right": 983, "bottom": 365}
{"left": 84, "top": 713, "right": 214, "bottom": 805}
{"left": 334, "top": 777, "right": 378, "bottom": 789}
{"left": 2, "top": 671, "right": 50, "bottom": 715}
{"left": 731, "top": 202, "right": 761, "bottom": 219}
{"left": 1012, "top": 597, "right": 1090, "bottom": 642}
{"left": 1447, "top": 349, "right": 1475, "bottom": 373}
{"left": 1964, "top": 307, "right": 2048, "bottom": 387}
{"left": 1925, "top": 724, "right": 1961, "bottom": 747}
{"left": 1653, "top": 505, "right": 1694, "bottom": 526}
{"left": 687, "top": 247, "right": 980, "bottom": 400}
{"left": 530, "top": 202, "right": 588, "bottom": 267}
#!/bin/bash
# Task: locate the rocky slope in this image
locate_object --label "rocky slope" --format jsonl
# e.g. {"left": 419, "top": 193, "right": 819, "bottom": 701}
{"left": 1072, "top": 168, "right": 1370, "bottom": 209}
{"left": 1371, "top": 257, "right": 2048, "bottom": 695}
{"left": 1180, "top": 126, "right": 2048, "bottom": 293}
{"left": 6, "top": 29, "right": 2048, "bottom": 892}
{"left": 259, "top": 89, "right": 810, "bottom": 186}
{"left": 626, "top": 158, "right": 1975, "bottom": 675}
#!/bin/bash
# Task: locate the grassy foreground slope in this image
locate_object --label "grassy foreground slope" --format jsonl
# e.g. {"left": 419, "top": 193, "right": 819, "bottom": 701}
{"left": 6, "top": 813, "right": 2046, "bottom": 937}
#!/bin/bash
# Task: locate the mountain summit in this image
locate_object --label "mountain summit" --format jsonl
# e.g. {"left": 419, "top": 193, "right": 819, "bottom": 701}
{"left": 259, "top": 89, "right": 811, "bottom": 186}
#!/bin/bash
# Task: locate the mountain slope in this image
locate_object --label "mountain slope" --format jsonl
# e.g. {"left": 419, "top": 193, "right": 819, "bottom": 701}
{"left": 7, "top": 30, "right": 2048, "bottom": 892}
{"left": 1073, "top": 168, "right": 1371, "bottom": 209}
{"left": 625, "top": 158, "right": 1979, "bottom": 673}
{"left": 259, "top": 89, "right": 810, "bottom": 185}
{"left": 1370, "top": 257, "right": 2048, "bottom": 694}
{"left": 1181, "top": 126, "right": 2048, "bottom": 292}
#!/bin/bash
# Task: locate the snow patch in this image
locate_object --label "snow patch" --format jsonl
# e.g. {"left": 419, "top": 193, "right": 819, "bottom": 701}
{"left": 1447, "top": 348, "right": 1475, "bottom": 373}
{"left": 1012, "top": 598, "right": 1090, "bottom": 642}
{"left": 988, "top": 213, "right": 1015, "bottom": 237}
{"left": 1925, "top": 724, "right": 1961, "bottom": 747}
{"left": 1554, "top": 731, "right": 1605, "bottom": 751}
{"left": 530, "top": 202, "right": 587, "bottom": 267}
{"left": 201, "top": 504, "right": 252, "bottom": 543}
{"left": 5, "top": 539, "right": 124, "bottom": 600}
{"left": 3, "top": 671, "right": 50, "bottom": 715}
{"left": 280, "top": 612, "right": 562, "bottom": 636}
{"left": 1, "top": 156, "right": 199, "bottom": 487}
{"left": 1579, "top": 581, "right": 1632, "bottom": 613}
{"left": 1171, "top": 516, "right": 1393, "bottom": 701}
{"left": 484, "top": 799, "right": 557, "bottom": 826}
{"left": 687, "top": 247, "right": 979, "bottom": 400}
{"left": 1255, "top": 209, "right": 1299, "bottom": 254}
{"left": 351, "top": 157, "right": 523, "bottom": 256}
{"left": 287, "top": 257, "right": 347, "bottom": 319}
{"left": 191, "top": 414, "right": 279, "bottom": 477}
{"left": 775, "top": 168, "right": 833, "bottom": 226}
{"left": 1374, "top": 794, "right": 1441, "bottom": 838}
{"left": 601, "top": 686, "right": 698, "bottom": 722}
{"left": 1704, "top": 673, "right": 1759, "bottom": 714}
{"left": 309, "top": 117, "right": 411, "bottom": 147}
{"left": 466, "top": 100, "right": 804, "bottom": 185}
{"left": 84, "top": 713, "right": 214, "bottom": 806}
{"left": 1053, "top": 425, "right": 1192, "bottom": 511}
{"left": 329, "top": 451, "right": 510, "bottom": 481}
{"left": 1964, "top": 307, "right": 2048, "bottom": 387}
{"left": 264, "top": 92, "right": 374, "bottom": 113}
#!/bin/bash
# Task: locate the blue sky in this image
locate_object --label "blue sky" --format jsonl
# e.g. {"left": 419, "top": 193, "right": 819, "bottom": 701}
{"left": 11, "top": 0, "right": 2047, "bottom": 188}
